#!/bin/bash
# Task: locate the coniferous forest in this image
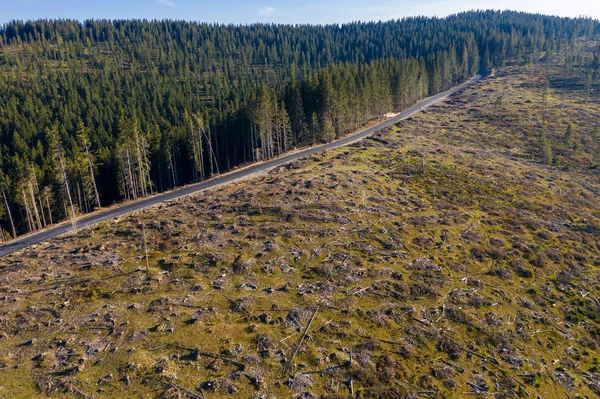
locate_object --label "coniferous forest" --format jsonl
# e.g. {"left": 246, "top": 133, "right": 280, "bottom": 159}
{"left": 0, "top": 11, "right": 599, "bottom": 239}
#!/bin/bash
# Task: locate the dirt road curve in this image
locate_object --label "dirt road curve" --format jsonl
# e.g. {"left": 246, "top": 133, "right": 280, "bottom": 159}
{"left": 0, "top": 75, "right": 481, "bottom": 258}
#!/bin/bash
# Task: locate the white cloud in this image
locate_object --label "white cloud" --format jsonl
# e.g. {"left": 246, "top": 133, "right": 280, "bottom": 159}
{"left": 259, "top": 6, "right": 275, "bottom": 17}
{"left": 156, "top": 0, "right": 176, "bottom": 7}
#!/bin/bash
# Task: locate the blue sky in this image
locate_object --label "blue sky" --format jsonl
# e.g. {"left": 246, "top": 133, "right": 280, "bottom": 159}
{"left": 1, "top": 0, "right": 599, "bottom": 25}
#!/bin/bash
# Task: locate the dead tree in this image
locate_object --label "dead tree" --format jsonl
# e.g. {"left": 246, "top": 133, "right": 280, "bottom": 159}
{"left": 77, "top": 122, "right": 101, "bottom": 209}
{"left": 20, "top": 184, "right": 34, "bottom": 232}
{"left": 47, "top": 125, "right": 76, "bottom": 227}
{"left": 1, "top": 187, "right": 16, "bottom": 238}
{"left": 31, "top": 168, "right": 47, "bottom": 227}
{"left": 186, "top": 111, "right": 205, "bottom": 182}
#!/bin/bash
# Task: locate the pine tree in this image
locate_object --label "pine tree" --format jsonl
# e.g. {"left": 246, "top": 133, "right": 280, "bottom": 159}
{"left": 76, "top": 121, "right": 101, "bottom": 209}
{"left": 26, "top": 165, "right": 43, "bottom": 230}
{"left": 310, "top": 112, "right": 319, "bottom": 144}
{"left": 584, "top": 73, "right": 592, "bottom": 98}
{"left": 285, "top": 75, "right": 307, "bottom": 146}
{"left": 482, "top": 46, "right": 491, "bottom": 74}
{"left": 461, "top": 45, "right": 470, "bottom": 80}
{"left": 185, "top": 110, "right": 206, "bottom": 182}
{"left": 117, "top": 113, "right": 138, "bottom": 200}
{"left": 540, "top": 127, "right": 553, "bottom": 165}
{"left": 274, "top": 102, "right": 292, "bottom": 154}
{"left": 132, "top": 119, "right": 153, "bottom": 198}
{"left": 0, "top": 174, "right": 16, "bottom": 238}
{"left": 204, "top": 119, "right": 219, "bottom": 176}
{"left": 254, "top": 84, "right": 274, "bottom": 160}
{"left": 469, "top": 41, "right": 480, "bottom": 75}
{"left": 320, "top": 112, "right": 335, "bottom": 143}
{"left": 46, "top": 124, "right": 77, "bottom": 226}
{"left": 564, "top": 124, "right": 573, "bottom": 149}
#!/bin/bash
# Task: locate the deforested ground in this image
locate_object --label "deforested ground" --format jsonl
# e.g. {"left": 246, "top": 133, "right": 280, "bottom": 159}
{"left": 1, "top": 50, "right": 600, "bottom": 399}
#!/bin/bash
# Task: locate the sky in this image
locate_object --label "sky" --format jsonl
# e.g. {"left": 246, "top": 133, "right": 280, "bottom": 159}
{"left": 1, "top": 0, "right": 599, "bottom": 26}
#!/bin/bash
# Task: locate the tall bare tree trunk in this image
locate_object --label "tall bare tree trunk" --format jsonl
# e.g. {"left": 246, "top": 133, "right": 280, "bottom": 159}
{"left": 32, "top": 174, "right": 47, "bottom": 228}
{"left": 198, "top": 119, "right": 205, "bottom": 180}
{"left": 134, "top": 135, "right": 148, "bottom": 198}
{"left": 189, "top": 115, "right": 205, "bottom": 181}
{"left": 84, "top": 141, "right": 101, "bottom": 209}
{"left": 125, "top": 144, "right": 137, "bottom": 200}
{"left": 203, "top": 123, "right": 219, "bottom": 176}
{"left": 59, "top": 151, "right": 77, "bottom": 228}
{"left": 208, "top": 121, "right": 216, "bottom": 175}
{"left": 191, "top": 128, "right": 198, "bottom": 182}
{"left": 21, "top": 187, "right": 34, "bottom": 232}
{"left": 82, "top": 182, "right": 90, "bottom": 213}
{"left": 140, "top": 134, "right": 153, "bottom": 195}
{"left": 167, "top": 151, "right": 175, "bottom": 189}
{"left": 171, "top": 144, "right": 178, "bottom": 187}
{"left": 50, "top": 127, "right": 77, "bottom": 228}
{"left": 2, "top": 189, "right": 16, "bottom": 238}
{"left": 250, "top": 124, "right": 257, "bottom": 162}
{"left": 28, "top": 181, "right": 42, "bottom": 230}
{"left": 76, "top": 181, "right": 84, "bottom": 214}
{"left": 121, "top": 167, "right": 129, "bottom": 200}
{"left": 44, "top": 190, "right": 53, "bottom": 225}
{"left": 187, "top": 117, "right": 200, "bottom": 182}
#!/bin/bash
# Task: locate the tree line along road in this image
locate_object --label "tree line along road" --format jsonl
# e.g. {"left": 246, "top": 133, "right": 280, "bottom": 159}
{"left": 0, "top": 75, "right": 481, "bottom": 258}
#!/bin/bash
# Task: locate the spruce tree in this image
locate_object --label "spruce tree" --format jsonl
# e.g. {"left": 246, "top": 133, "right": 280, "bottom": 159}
{"left": 565, "top": 124, "right": 574, "bottom": 149}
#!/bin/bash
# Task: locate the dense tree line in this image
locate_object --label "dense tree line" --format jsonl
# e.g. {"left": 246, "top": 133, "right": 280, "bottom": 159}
{"left": 0, "top": 11, "right": 598, "bottom": 240}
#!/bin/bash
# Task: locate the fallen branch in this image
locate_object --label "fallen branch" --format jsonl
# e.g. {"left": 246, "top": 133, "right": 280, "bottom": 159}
{"left": 468, "top": 350, "right": 499, "bottom": 365}
{"left": 149, "top": 343, "right": 246, "bottom": 370}
{"left": 358, "top": 334, "right": 406, "bottom": 346}
{"left": 284, "top": 308, "right": 318, "bottom": 374}
{"left": 154, "top": 378, "right": 204, "bottom": 399}
{"left": 190, "top": 348, "right": 246, "bottom": 371}
{"left": 56, "top": 379, "right": 95, "bottom": 399}
{"left": 441, "top": 359, "right": 465, "bottom": 373}
{"left": 509, "top": 376, "right": 530, "bottom": 397}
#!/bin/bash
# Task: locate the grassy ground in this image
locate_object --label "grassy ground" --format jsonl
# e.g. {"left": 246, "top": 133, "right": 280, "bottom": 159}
{"left": 1, "top": 53, "right": 600, "bottom": 399}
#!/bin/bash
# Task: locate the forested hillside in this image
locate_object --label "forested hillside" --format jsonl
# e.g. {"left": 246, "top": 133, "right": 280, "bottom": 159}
{"left": 0, "top": 11, "right": 599, "bottom": 240}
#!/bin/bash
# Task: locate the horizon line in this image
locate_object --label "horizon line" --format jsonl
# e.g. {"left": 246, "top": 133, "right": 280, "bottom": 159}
{"left": 1, "top": 9, "right": 599, "bottom": 28}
